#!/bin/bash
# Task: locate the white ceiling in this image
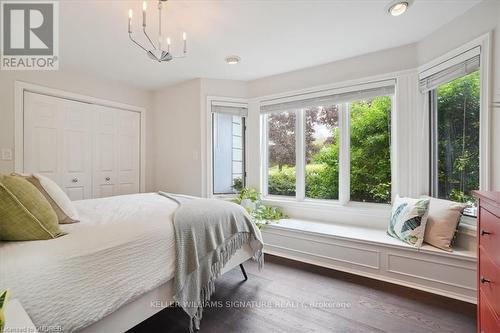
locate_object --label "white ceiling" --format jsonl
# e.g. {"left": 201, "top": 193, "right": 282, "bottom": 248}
{"left": 60, "top": 0, "right": 481, "bottom": 90}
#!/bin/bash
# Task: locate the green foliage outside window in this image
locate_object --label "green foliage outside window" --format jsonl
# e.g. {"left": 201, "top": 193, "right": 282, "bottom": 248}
{"left": 436, "top": 71, "right": 480, "bottom": 206}
{"left": 268, "top": 96, "right": 392, "bottom": 203}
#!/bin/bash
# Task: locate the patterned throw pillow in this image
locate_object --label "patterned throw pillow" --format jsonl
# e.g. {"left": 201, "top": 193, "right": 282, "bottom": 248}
{"left": 387, "top": 195, "right": 430, "bottom": 248}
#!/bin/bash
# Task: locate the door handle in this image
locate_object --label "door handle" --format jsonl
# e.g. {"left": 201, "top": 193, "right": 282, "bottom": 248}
{"left": 72, "top": 178, "right": 78, "bottom": 183}
{"left": 480, "top": 229, "right": 491, "bottom": 236}
{"left": 105, "top": 177, "right": 111, "bottom": 181}
{"left": 480, "top": 276, "right": 491, "bottom": 284}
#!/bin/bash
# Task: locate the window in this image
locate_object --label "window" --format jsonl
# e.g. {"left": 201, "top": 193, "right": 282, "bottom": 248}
{"left": 262, "top": 84, "right": 394, "bottom": 204}
{"left": 350, "top": 96, "right": 392, "bottom": 203}
{"left": 211, "top": 103, "right": 247, "bottom": 195}
{"left": 267, "top": 111, "right": 296, "bottom": 196}
{"left": 423, "top": 48, "right": 481, "bottom": 215}
{"left": 305, "top": 106, "right": 339, "bottom": 200}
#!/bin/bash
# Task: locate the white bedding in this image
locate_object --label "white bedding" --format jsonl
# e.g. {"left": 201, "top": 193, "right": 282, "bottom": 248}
{"left": 0, "top": 193, "right": 178, "bottom": 333}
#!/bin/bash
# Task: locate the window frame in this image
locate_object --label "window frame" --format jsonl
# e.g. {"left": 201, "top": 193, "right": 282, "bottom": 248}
{"left": 207, "top": 97, "right": 249, "bottom": 198}
{"left": 260, "top": 81, "right": 396, "bottom": 207}
{"left": 428, "top": 71, "right": 481, "bottom": 217}
{"left": 420, "top": 34, "right": 491, "bottom": 198}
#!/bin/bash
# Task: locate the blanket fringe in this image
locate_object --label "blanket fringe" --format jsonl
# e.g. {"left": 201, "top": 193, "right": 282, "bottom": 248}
{"left": 189, "top": 232, "right": 263, "bottom": 332}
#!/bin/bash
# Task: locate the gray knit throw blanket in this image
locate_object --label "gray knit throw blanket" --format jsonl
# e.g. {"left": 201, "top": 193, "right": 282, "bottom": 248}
{"left": 158, "top": 192, "right": 264, "bottom": 332}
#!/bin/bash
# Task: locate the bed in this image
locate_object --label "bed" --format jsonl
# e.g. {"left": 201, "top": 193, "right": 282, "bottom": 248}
{"left": 0, "top": 193, "right": 257, "bottom": 333}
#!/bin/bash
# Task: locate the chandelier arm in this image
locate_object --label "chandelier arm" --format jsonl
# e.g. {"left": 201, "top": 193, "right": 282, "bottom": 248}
{"left": 142, "top": 27, "right": 157, "bottom": 50}
{"left": 129, "top": 33, "right": 149, "bottom": 53}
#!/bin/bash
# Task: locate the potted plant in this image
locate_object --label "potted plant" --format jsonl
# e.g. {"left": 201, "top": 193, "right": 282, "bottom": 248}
{"left": 232, "top": 188, "right": 286, "bottom": 229}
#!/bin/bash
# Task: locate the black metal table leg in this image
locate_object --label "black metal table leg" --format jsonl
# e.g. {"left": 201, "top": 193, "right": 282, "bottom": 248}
{"left": 239, "top": 264, "right": 248, "bottom": 281}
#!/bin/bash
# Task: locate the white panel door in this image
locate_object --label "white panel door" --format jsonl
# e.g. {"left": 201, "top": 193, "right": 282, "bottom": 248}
{"left": 24, "top": 92, "right": 141, "bottom": 200}
{"left": 59, "top": 99, "right": 93, "bottom": 200}
{"left": 92, "top": 105, "right": 119, "bottom": 198}
{"left": 116, "top": 110, "right": 140, "bottom": 195}
{"left": 24, "top": 92, "right": 61, "bottom": 184}
{"left": 92, "top": 106, "right": 140, "bottom": 197}
{"left": 24, "top": 93, "right": 93, "bottom": 200}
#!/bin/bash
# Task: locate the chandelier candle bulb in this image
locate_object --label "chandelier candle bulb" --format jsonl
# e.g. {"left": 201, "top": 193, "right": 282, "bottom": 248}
{"left": 142, "top": 1, "right": 147, "bottom": 27}
{"left": 183, "top": 32, "right": 187, "bottom": 53}
{"left": 128, "top": 9, "right": 133, "bottom": 33}
{"left": 167, "top": 37, "right": 171, "bottom": 52}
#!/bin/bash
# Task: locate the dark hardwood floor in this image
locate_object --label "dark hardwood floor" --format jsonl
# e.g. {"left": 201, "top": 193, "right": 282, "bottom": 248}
{"left": 128, "top": 255, "right": 476, "bottom": 333}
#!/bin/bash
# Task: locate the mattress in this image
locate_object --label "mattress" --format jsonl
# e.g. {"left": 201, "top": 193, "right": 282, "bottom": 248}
{"left": 0, "top": 193, "right": 178, "bottom": 332}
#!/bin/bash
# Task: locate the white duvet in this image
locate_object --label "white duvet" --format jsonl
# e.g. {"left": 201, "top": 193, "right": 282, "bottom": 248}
{"left": 0, "top": 193, "right": 178, "bottom": 333}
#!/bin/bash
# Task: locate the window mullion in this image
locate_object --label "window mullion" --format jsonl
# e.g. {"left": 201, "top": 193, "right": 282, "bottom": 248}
{"left": 429, "top": 90, "right": 439, "bottom": 197}
{"left": 339, "top": 103, "right": 350, "bottom": 205}
{"left": 296, "top": 109, "right": 305, "bottom": 201}
{"left": 261, "top": 114, "right": 269, "bottom": 196}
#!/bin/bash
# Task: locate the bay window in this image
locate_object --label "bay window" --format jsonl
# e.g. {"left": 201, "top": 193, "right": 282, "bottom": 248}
{"left": 262, "top": 83, "right": 394, "bottom": 205}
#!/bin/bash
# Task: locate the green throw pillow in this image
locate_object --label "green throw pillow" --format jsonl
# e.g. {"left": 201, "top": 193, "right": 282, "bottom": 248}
{"left": 0, "top": 175, "right": 66, "bottom": 241}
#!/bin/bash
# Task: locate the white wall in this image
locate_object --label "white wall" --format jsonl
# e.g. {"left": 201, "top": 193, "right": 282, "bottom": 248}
{"left": 150, "top": 78, "right": 247, "bottom": 197}
{"left": 0, "top": 71, "right": 155, "bottom": 191}
{"left": 151, "top": 79, "right": 202, "bottom": 195}
{"left": 416, "top": 0, "right": 499, "bottom": 65}
{"left": 248, "top": 43, "right": 419, "bottom": 98}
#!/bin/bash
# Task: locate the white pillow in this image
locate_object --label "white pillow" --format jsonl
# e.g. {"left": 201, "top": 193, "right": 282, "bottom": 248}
{"left": 32, "top": 173, "right": 80, "bottom": 224}
{"left": 387, "top": 195, "right": 430, "bottom": 248}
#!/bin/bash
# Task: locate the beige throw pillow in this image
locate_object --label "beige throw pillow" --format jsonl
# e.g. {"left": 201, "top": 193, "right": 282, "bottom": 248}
{"left": 12, "top": 173, "right": 79, "bottom": 224}
{"left": 423, "top": 197, "right": 467, "bottom": 251}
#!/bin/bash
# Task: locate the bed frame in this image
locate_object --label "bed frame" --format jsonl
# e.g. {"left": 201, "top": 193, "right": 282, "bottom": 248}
{"left": 79, "top": 244, "right": 255, "bottom": 333}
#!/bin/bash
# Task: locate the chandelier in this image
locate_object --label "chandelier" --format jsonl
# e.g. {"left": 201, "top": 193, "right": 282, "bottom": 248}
{"left": 128, "top": 0, "right": 187, "bottom": 62}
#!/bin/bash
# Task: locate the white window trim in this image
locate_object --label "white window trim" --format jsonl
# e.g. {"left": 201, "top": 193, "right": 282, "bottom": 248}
{"left": 419, "top": 33, "right": 492, "bottom": 192}
{"left": 259, "top": 79, "right": 396, "bottom": 208}
{"left": 205, "top": 96, "right": 249, "bottom": 198}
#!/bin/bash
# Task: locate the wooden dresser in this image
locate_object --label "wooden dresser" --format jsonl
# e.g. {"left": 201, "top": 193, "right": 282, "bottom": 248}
{"left": 473, "top": 191, "right": 500, "bottom": 333}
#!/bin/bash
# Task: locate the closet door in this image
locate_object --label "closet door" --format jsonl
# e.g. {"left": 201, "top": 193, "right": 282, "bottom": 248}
{"left": 59, "top": 99, "right": 93, "bottom": 200}
{"left": 92, "top": 105, "right": 119, "bottom": 198}
{"left": 24, "top": 92, "right": 92, "bottom": 200}
{"left": 24, "top": 92, "right": 61, "bottom": 184}
{"left": 117, "top": 110, "right": 140, "bottom": 195}
{"left": 93, "top": 106, "right": 140, "bottom": 197}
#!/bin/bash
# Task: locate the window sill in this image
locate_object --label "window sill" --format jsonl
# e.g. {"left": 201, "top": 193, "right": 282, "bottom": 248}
{"left": 211, "top": 193, "right": 238, "bottom": 200}
{"left": 262, "top": 196, "right": 391, "bottom": 229}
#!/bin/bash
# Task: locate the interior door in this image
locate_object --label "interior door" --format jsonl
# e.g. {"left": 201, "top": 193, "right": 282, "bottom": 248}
{"left": 59, "top": 99, "right": 93, "bottom": 200}
{"left": 116, "top": 110, "right": 140, "bottom": 195}
{"left": 24, "top": 91, "right": 141, "bottom": 200}
{"left": 24, "top": 92, "right": 61, "bottom": 184}
{"left": 24, "top": 92, "right": 93, "bottom": 200}
{"left": 92, "top": 105, "right": 119, "bottom": 198}
{"left": 92, "top": 106, "right": 140, "bottom": 197}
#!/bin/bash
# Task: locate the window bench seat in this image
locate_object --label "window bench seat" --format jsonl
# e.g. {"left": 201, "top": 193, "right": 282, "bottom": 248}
{"left": 261, "top": 219, "right": 477, "bottom": 303}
